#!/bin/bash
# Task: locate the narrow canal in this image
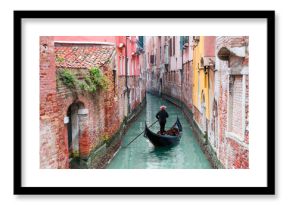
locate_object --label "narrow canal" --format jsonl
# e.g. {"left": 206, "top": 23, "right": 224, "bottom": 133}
{"left": 106, "top": 93, "right": 212, "bottom": 169}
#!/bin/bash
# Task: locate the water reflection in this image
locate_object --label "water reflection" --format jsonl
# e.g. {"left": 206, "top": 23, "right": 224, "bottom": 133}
{"left": 149, "top": 146, "right": 177, "bottom": 160}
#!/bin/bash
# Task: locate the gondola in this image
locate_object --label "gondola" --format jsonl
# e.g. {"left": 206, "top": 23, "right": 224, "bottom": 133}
{"left": 144, "top": 117, "right": 183, "bottom": 147}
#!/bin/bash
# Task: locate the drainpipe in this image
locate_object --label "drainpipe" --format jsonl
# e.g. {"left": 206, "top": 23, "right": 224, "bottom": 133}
{"left": 125, "top": 36, "right": 130, "bottom": 114}
{"left": 181, "top": 42, "right": 184, "bottom": 108}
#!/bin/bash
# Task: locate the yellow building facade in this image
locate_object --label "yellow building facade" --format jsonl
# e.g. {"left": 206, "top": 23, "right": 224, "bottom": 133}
{"left": 192, "top": 36, "right": 210, "bottom": 119}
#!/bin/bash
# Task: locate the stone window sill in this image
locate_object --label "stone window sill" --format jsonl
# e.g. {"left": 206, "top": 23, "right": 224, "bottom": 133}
{"left": 226, "top": 131, "right": 248, "bottom": 149}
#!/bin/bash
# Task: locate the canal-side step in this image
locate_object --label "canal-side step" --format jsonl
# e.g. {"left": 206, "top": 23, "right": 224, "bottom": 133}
{"left": 87, "top": 143, "right": 107, "bottom": 166}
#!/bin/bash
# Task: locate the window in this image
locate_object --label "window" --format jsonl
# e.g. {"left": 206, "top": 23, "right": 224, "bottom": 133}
{"left": 150, "top": 54, "right": 155, "bottom": 65}
{"left": 228, "top": 75, "right": 244, "bottom": 138}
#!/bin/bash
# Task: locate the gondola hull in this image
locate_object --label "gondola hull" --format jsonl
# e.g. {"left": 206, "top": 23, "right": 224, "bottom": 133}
{"left": 144, "top": 117, "right": 182, "bottom": 147}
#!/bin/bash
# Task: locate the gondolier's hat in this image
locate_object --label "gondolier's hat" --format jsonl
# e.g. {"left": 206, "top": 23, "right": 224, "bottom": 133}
{"left": 160, "top": 105, "right": 167, "bottom": 110}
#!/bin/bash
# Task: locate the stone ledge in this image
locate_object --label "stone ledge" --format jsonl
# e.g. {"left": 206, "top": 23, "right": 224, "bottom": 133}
{"left": 226, "top": 131, "right": 248, "bottom": 149}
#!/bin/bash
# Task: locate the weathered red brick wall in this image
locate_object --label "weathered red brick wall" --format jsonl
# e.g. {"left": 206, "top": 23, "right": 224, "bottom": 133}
{"left": 56, "top": 78, "right": 104, "bottom": 158}
{"left": 40, "top": 37, "right": 69, "bottom": 168}
{"left": 226, "top": 138, "right": 249, "bottom": 168}
{"left": 116, "top": 76, "right": 127, "bottom": 120}
{"left": 215, "top": 36, "right": 249, "bottom": 169}
{"left": 55, "top": 67, "right": 122, "bottom": 161}
{"left": 230, "top": 75, "right": 243, "bottom": 136}
{"left": 103, "top": 65, "right": 122, "bottom": 136}
{"left": 216, "top": 36, "right": 248, "bottom": 51}
{"left": 245, "top": 75, "right": 249, "bottom": 145}
{"left": 128, "top": 76, "right": 142, "bottom": 111}
{"left": 217, "top": 62, "right": 229, "bottom": 166}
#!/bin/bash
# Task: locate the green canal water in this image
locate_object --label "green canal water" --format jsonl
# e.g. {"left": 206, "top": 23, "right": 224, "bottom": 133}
{"left": 106, "top": 93, "right": 212, "bottom": 169}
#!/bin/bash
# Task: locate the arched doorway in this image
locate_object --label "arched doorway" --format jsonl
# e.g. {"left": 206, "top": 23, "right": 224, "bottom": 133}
{"left": 67, "top": 101, "right": 85, "bottom": 168}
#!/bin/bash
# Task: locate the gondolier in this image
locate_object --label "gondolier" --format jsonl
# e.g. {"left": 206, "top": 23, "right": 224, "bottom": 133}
{"left": 155, "top": 105, "right": 169, "bottom": 135}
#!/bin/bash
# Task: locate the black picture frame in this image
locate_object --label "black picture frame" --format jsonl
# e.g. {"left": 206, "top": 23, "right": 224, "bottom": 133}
{"left": 14, "top": 10, "right": 275, "bottom": 195}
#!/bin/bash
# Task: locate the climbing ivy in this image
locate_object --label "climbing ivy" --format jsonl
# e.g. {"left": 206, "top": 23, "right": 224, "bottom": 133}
{"left": 58, "top": 69, "right": 77, "bottom": 89}
{"left": 81, "top": 67, "right": 109, "bottom": 93}
{"left": 58, "top": 67, "right": 110, "bottom": 93}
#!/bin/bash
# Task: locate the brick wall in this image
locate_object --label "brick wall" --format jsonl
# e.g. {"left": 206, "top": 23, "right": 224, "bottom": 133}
{"left": 40, "top": 36, "right": 69, "bottom": 168}
{"left": 128, "top": 76, "right": 142, "bottom": 111}
{"left": 229, "top": 75, "right": 243, "bottom": 136}
{"left": 215, "top": 36, "right": 249, "bottom": 169}
{"left": 226, "top": 138, "right": 249, "bottom": 168}
{"left": 181, "top": 61, "right": 193, "bottom": 110}
{"left": 162, "top": 70, "right": 182, "bottom": 101}
{"left": 245, "top": 75, "right": 249, "bottom": 144}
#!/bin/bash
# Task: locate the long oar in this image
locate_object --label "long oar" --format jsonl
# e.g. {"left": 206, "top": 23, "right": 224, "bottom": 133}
{"left": 123, "top": 120, "right": 158, "bottom": 148}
